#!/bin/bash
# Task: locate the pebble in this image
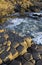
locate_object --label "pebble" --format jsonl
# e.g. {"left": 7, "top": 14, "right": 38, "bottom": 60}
{"left": 36, "top": 45, "right": 42, "bottom": 55}
{"left": 23, "top": 61, "right": 34, "bottom": 65}
{"left": 24, "top": 53, "right": 33, "bottom": 61}
{"left": 19, "top": 56, "right": 27, "bottom": 64}
{"left": 32, "top": 52, "right": 41, "bottom": 61}
{"left": 30, "top": 59, "right": 35, "bottom": 64}
{"left": 31, "top": 44, "right": 37, "bottom": 50}
{"left": 36, "top": 60, "right": 42, "bottom": 65}
{"left": 9, "top": 60, "right": 22, "bottom": 65}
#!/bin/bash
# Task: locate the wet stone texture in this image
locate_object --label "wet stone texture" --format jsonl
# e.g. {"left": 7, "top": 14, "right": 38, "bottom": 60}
{"left": 0, "top": 29, "right": 42, "bottom": 65}
{"left": 0, "top": 0, "right": 42, "bottom": 23}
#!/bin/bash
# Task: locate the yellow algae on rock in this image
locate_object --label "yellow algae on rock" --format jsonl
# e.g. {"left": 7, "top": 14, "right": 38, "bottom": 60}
{"left": 0, "top": 29, "right": 5, "bottom": 33}
{"left": 0, "top": 30, "right": 33, "bottom": 64}
{"left": 0, "top": 59, "right": 2, "bottom": 64}
{"left": 0, "top": 0, "right": 14, "bottom": 16}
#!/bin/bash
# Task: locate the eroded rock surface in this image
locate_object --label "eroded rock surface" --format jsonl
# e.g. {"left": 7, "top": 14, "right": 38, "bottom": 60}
{"left": 0, "top": 29, "right": 42, "bottom": 65}
{"left": 0, "top": 29, "right": 32, "bottom": 64}
{"left": 0, "top": 0, "right": 42, "bottom": 23}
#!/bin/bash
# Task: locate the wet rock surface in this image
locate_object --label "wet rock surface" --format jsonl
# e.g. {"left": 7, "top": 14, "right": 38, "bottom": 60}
{"left": 9, "top": 60, "right": 22, "bottom": 65}
{"left": 0, "top": 29, "right": 42, "bottom": 65}
{"left": 0, "top": 0, "right": 42, "bottom": 23}
{"left": 0, "top": 29, "right": 32, "bottom": 65}
{"left": 0, "top": 0, "right": 42, "bottom": 17}
{"left": 0, "top": 9, "right": 42, "bottom": 65}
{"left": 23, "top": 53, "right": 33, "bottom": 61}
{"left": 36, "top": 60, "right": 42, "bottom": 65}
{"left": 23, "top": 61, "right": 34, "bottom": 65}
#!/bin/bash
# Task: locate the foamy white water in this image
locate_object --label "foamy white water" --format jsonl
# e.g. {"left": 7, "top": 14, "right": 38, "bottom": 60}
{"left": 32, "top": 32, "right": 42, "bottom": 44}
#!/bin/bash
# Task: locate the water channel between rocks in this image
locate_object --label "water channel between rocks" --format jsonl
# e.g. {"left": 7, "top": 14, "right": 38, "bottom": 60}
{"left": 1, "top": 13, "right": 42, "bottom": 44}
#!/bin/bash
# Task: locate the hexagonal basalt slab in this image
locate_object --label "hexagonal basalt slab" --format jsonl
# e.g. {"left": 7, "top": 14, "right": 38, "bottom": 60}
{"left": 0, "top": 29, "right": 32, "bottom": 64}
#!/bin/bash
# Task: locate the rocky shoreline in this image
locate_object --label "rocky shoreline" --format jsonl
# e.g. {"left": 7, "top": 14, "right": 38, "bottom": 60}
{"left": 0, "top": 29, "right": 42, "bottom": 65}
{"left": 0, "top": 0, "right": 42, "bottom": 23}
{"left": 0, "top": 0, "right": 42, "bottom": 65}
{"left": 1, "top": 43, "right": 42, "bottom": 65}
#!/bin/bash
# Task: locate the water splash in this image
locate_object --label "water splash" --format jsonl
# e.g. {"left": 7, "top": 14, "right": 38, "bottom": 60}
{"left": 4, "top": 15, "right": 42, "bottom": 44}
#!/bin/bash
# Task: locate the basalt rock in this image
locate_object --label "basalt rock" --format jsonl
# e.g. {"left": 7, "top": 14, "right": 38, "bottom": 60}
{"left": 9, "top": 60, "right": 22, "bottom": 65}
{"left": 0, "top": 0, "right": 42, "bottom": 23}
{"left": 23, "top": 61, "right": 34, "bottom": 65}
{"left": 0, "top": 29, "right": 33, "bottom": 64}
{"left": 36, "top": 60, "right": 42, "bottom": 65}
{"left": 0, "top": 29, "right": 42, "bottom": 65}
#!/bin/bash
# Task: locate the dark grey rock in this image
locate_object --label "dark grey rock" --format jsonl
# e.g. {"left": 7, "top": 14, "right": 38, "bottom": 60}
{"left": 0, "top": 51, "right": 9, "bottom": 60}
{"left": 9, "top": 60, "right": 22, "bottom": 65}
{"left": 32, "top": 52, "right": 41, "bottom": 61}
{"left": 36, "top": 60, "right": 42, "bottom": 65}
{"left": 20, "top": 56, "right": 27, "bottom": 64}
{"left": 16, "top": 45, "right": 24, "bottom": 53}
{"left": 2, "top": 64, "right": 7, "bottom": 65}
{"left": 36, "top": 45, "right": 42, "bottom": 55}
{"left": 14, "top": 4, "right": 21, "bottom": 12}
{"left": 23, "top": 61, "right": 34, "bottom": 65}
{"left": 31, "top": 44, "right": 37, "bottom": 50}
{"left": 24, "top": 53, "right": 33, "bottom": 61}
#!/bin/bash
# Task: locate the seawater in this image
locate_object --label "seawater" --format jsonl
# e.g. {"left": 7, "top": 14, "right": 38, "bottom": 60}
{"left": 3, "top": 13, "right": 42, "bottom": 44}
